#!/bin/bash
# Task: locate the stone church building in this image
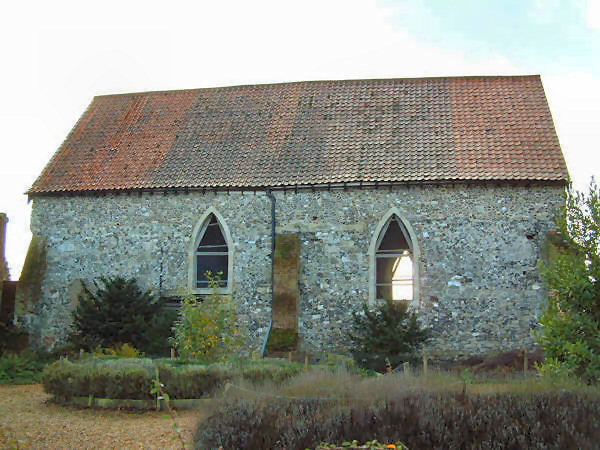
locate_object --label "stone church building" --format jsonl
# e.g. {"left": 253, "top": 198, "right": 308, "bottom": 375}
{"left": 23, "top": 75, "right": 568, "bottom": 357}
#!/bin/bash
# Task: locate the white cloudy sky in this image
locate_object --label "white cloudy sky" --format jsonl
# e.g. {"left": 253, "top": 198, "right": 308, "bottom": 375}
{"left": 1, "top": 0, "right": 599, "bottom": 278}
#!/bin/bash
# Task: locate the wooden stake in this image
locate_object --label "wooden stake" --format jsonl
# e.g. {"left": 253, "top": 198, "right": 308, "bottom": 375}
{"left": 170, "top": 348, "right": 175, "bottom": 360}
{"left": 523, "top": 349, "right": 528, "bottom": 375}
{"left": 423, "top": 353, "right": 428, "bottom": 377}
{"left": 288, "top": 351, "right": 292, "bottom": 362}
{"left": 305, "top": 354, "right": 309, "bottom": 370}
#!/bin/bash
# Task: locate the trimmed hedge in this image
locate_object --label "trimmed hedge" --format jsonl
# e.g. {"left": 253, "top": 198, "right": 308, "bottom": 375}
{"left": 41, "top": 357, "right": 307, "bottom": 400}
{"left": 195, "top": 391, "right": 600, "bottom": 449}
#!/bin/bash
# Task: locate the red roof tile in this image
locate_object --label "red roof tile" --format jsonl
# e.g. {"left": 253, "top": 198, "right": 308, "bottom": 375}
{"left": 28, "top": 75, "right": 568, "bottom": 194}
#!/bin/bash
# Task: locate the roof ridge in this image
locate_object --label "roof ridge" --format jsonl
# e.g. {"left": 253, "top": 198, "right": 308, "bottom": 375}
{"left": 93, "top": 74, "right": 542, "bottom": 99}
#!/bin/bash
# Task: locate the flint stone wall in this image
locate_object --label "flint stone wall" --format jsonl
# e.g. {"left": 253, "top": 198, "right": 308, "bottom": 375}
{"left": 24, "top": 183, "right": 563, "bottom": 357}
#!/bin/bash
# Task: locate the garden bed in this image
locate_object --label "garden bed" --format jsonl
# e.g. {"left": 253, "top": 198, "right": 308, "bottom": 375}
{"left": 194, "top": 370, "right": 600, "bottom": 449}
{"left": 41, "top": 356, "right": 332, "bottom": 407}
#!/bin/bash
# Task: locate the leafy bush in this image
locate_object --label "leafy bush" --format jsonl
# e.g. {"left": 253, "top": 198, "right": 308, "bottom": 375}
{"left": 537, "top": 179, "right": 600, "bottom": 382}
{"left": 69, "top": 276, "right": 171, "bottom": 354}
{"left": 349, "top": 298, "right": 429, "bottom": 370}
{"left": 41, "top": 357, "right": 307, "bottom": 401}
{"left": 92, "top": 343, "right": 142, "bottom": 358}
{"left": 0, "top": 351, "right": 53, "bottom": 384}
{"left": 170, "top": 272, "right": 243, "bottom": 361}
{"left": 195, "top": 390, "right": 600, "bottom": 449}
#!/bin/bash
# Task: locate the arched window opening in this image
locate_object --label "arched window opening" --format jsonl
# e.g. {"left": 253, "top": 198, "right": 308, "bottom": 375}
{"left": 375, "top": 214, "right": 413, "bottom": 301}
{"left": 195, "top": 213, "right": 229, "bottom": 288}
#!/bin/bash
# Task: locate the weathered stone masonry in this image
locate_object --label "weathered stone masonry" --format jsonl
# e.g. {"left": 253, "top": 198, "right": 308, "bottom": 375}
{"left": 24, "top": 183, "right": 564, "bottom": 357}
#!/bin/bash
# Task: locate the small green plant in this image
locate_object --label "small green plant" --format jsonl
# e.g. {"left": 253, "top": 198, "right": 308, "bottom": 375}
{"left": 349, "top": 298, "right": 429, "bottom": 367}
{"left": 459, "top": 368, "right": 474, "bottom": 395}
{"left": 170, "top": 272, "right": 243, "bottom": 361}
{"left": 69, "top": 276, "right": 170, "bottom": 354}
{"left": 151, "top": 371, "right": 186, "bottom": 449}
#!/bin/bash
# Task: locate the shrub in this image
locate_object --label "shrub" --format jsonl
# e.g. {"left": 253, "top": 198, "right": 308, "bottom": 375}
{"left": 42, "top": 358, "right": 156, "bottom": 400}
{"left": 41, "top": 357, "right": 307, "bottom": 401}
{"left": 69, "top": 276, "right": 170, "bottom": 354}
{"left": 195, "top": 390, "right": 600, "bottom": 449}
{"left": 0, "top": 351, "right": 53, "bottom": 384}
{"left": 349, "top": 298, "right": 429, "bottom": 370}
{"left": 537, "top": 179, "right": 600, "bottom": 382}
{"left": 170, "top": 272, "right": 244, "bottom": 361}
{"left": 92, "top": 343, "right": 142, "bottom": 358}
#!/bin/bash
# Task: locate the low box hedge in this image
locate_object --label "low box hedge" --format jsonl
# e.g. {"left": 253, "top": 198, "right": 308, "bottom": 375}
{"left": 41, "top": 357, "right": 307, "bottom": 401}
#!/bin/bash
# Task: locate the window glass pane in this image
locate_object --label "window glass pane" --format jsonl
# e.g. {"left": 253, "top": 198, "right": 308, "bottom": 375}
{"left": 376, "top": 256, "right": 398, "bottom": 285}
{"left": 196, "top": 254, "right": 228, "bottom": 286}
{"left": 198, "top": 214, "right": 227, "bottom": 250}
{"left": 378, "top": 216, "right": 409, "bottom": 251}
{"left": 376, "top": 255, "right": 413, "bottom": 301}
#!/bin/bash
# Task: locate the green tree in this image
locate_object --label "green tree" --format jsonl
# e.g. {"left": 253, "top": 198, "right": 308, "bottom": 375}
{"left": 70, "top": 276, "right": 170, "bottom": 353}
{"left": 170, "top": 272, "right": 243, "bottom": 361}
{"left": 537, "top": 178, "right": 600, "bottom": 382}
{"left": 349, "top": 298, "right": 430, "bottom": 359}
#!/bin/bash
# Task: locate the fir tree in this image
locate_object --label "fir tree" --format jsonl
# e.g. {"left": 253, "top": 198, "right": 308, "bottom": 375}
{"left": 70, "top": 276, "right": 167, "bottom": 351}
{"left": 349, "top": 298, "right": 429, "bottom": 357}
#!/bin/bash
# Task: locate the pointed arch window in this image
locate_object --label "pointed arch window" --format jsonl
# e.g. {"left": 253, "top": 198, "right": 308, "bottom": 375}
{"left": 195, "top": 213, "right": 229, "bottom": 289}
{"left": 375, "top": 214, "right": 414, "bottom": 301}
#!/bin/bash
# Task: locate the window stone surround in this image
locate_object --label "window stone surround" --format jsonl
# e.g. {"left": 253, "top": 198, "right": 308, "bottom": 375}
{"left": 369, "top": 208, "right": 420, "bottom": 306}
{"left": 187, "top": 207, "right": 234, "bottom": 295}
{"left": 24, "top": 183, "right": 564, "bottom": 359}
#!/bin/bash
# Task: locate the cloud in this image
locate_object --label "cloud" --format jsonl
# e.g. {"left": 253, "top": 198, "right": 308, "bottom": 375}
{"left": 543, "top": 72, "right": 600, "bottom": 191}
{"left": 586, "top": 0, "right": 600, "bottom": 29}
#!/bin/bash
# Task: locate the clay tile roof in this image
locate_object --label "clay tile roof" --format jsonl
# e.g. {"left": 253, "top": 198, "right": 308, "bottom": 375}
{"left": 28, "top": 75, "right": 568, "bottom": 194}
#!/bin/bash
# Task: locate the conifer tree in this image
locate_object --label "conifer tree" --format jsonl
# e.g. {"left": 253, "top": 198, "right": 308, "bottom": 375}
{"left": 350, "top": 298, "right": 429, "bottom": 357}
{"left": 70, "top": 276, "right": 166, "bottom": 351}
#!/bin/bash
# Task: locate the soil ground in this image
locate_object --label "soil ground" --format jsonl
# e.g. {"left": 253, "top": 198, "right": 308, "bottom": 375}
{"left": 0, "top": 384, "right": 205, "bottom": 449}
